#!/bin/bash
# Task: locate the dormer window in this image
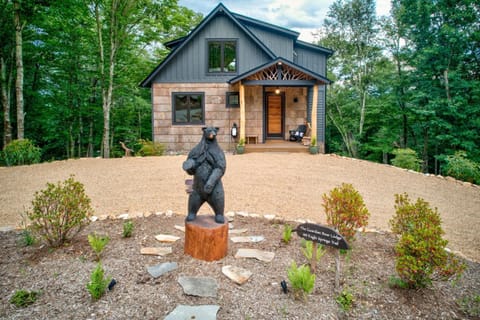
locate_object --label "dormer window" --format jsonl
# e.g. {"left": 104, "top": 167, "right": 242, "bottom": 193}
{"left": 207, "top": 40, "right": 237, "bottom": 73}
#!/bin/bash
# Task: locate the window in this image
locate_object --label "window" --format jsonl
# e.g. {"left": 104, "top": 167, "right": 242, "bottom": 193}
{"left": 172, "top": 92, "right": 204, "bottom": 124}
{"left": 208, "top": 40, "right": 237, "bottom": 73}
{"left": 226, "top": 92, "right": 239, "bottom": 108}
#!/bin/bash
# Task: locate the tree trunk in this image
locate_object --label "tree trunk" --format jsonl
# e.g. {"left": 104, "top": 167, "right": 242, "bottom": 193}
{"left": 13, "top": 0, "right": 24, "bottom": 140}
{"left": 1, "top": 57, "right": 12, "bottom": 147}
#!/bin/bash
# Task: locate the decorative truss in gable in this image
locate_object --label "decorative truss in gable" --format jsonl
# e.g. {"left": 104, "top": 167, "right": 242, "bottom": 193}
{"left": 245, "top": 63, "right": 315, "bottom": 81}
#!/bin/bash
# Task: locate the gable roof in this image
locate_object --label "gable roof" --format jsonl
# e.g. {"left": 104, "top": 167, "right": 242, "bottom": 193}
{"left": 228, "top": 57, "right": 332, "bottom": 85}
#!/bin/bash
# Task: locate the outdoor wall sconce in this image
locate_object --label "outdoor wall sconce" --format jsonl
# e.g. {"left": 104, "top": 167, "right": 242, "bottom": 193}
{"left": 231, "top": 122, "right": 238, "bottom": 138}
{"left": 275, "top": 87, "right": 281, "bottom": 94}
{"left": 293, "top": 97, "right": 298, "bottom": 103}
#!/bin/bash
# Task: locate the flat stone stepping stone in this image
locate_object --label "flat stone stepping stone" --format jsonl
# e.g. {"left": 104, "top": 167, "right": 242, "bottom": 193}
{"left": 222, "top": 265, "right": 252, "bottom": 285}
{"left": 140, "top": 247, "right": 172, "bottom": 256}
{"left": 147, "top": 262, "right": 178, "bottom": 278}
{"left": 234, "top": 248, "right": 275, "bottom": 262}
{"left": 164, "top": 305, "right": 220, "bottom": 320}
{"left": 174, "top": 225, "right": 185, "bottom": 232}
{"left": 155, "top": 234, "right": 180, "bottom": 242}
{"left": 230, "top": 236, "right": 264, "bottom": 243}
{"left": 229, "top": 228, "right": 248, "bottom": 234}
{"left": 178, "top": 276, "right": 218, "bottom": 298}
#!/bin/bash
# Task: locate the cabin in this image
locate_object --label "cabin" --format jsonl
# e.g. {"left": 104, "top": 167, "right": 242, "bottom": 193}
{"left": 140, "top": 3, "right": 332, "bottom": 153}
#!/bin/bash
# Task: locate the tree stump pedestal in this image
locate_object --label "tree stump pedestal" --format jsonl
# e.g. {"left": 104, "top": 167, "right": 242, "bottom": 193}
{"left": 184, "top": 215, "right": 228, "bottom": 261}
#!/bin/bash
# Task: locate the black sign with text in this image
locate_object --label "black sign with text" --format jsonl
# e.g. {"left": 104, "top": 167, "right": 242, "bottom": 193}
{"left": 296, "top": 223, "right": 349, "bottom": 250}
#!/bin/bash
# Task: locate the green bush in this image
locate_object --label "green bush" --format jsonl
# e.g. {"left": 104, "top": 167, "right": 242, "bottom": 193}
{"left": 10, "top": 289, "right": 39, "bottom": 307}
{"left": 282, "top": 224, "right": 292, "bottom": 244}
{"left": 136, "top": 139, "right": 165, "bottom": 156}
{"left": 301, "top": 239, "right": 325, "bottom": 262}
{"left": 442, "top": 151, "right": 480, "bottom": 184}
{"left": 287, "top": 261, "right": 316, "bottom": 300}
{"left": 122, "top": 220, "right": 134, "bottom": 238}
{"left": 26, "top": 176, "right": 93, "bottom": 247}
{"left": 88, "top": 233, "right": 110, "bottom": 261}
{"left": 322, "top": 183, "right": 370, "bottom": 242}
{"left": 391, "top": 148, "right": 421, "bottom": 171}
{"left": 1, "top": 139, "right": 41, "bottom": 166}
{"left": 336, "top": 288, "right": 354, "bottom": 311}
{"left": 389, "top": 193, "right": 465, "bottom": 288}
{"left": 86, "top": 262, "right": 111, "bottom": 300}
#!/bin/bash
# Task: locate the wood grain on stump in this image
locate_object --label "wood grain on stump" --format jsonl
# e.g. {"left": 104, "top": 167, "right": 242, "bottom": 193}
{"left": 184, "top": 215, "right": 228, "bottom": 261}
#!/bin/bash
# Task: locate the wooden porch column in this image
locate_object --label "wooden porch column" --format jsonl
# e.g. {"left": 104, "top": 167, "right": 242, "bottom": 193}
{"left": 311, "top": 84, "right": 318, "bottom": 144}
{"left": 239, "top": 83, "right": 246, "bottom": 142}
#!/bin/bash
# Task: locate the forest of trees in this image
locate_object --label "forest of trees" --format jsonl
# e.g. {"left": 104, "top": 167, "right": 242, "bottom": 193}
{"left": 1, "top": 0, "right": 479, "bottom": 177}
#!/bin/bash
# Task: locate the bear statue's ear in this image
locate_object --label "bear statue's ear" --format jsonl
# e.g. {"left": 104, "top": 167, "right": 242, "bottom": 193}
{"left": 215, "top": 127, "right": 219, "bottom": 132}
{"left": 202, "top": 127, "right": 207, "bottom": 132}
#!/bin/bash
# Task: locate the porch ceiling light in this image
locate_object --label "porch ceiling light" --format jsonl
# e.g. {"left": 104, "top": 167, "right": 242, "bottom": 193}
{"left": 275, "top": 87, "right": 280, "bottom": 94}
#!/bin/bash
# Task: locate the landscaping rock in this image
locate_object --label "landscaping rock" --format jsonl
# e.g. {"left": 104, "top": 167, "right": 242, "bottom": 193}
{"left": 147, "top": 262, "right": 178, "bottom": 278}
{"left": 234, "top": 248, "right": 275, "bottom": 262}
{"left": 178, "top": 276, "right": 218, "bottom": 297}
{"left": 164, "top": 305, "right": 220, "bottom": 320}
{"left": 230, "top": 236, "right": 264, "bottom": 243}
{"left": 222, "top": 265, "right": 252, "bottom": 285}
{"left": 140, "top": 247, "right": 172, "bottom": 256}
{"left": 154, "top": 234, "right": 180, "bottom": 242}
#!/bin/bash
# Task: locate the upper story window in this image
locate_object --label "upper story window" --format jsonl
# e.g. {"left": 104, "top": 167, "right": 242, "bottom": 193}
{"left": 172, "top": 92, "right": 204, "bottom": 124}
{"left": 208, "top": 40, "right": 237, "bottom": 73}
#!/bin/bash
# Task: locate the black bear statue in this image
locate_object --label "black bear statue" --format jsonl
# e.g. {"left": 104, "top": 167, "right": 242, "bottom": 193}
{"left": 182, "top": 127, "right": 226, "bottom": 224}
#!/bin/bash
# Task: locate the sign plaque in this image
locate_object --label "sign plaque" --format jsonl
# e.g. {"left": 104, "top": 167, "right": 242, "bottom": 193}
{"left": 296, "top": 223, "right": 349, "bottom": 250}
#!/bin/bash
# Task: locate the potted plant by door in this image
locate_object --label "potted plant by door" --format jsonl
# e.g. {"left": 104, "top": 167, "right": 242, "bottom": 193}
{"left": 236, "top": 138, "right": 245, "bottom": 154}
{"left": 309, "top": 137, "right": 319, "bottom": 154}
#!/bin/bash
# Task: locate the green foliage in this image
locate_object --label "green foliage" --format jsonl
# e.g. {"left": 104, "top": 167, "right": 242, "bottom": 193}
{"left": 1, "top": 139, "right": 41, "bottom": 166}
{"left": 458, "top": 294, "right": 480, "bottom": 317}
{"left": 287, "top": 261, "right": 316, "bottom": 300}
{"left": 387, "top": 275, "right": 409, "bottom": 289}
{"left": 135, "top": 139, "right": 165, "bottom": 156}
{"left": 310, "top": 136, "right": 317, "bottom": 146}
{"left": 10, "top": 290, "right": 39, "bottom": 308}
{"left": 19, "top": 230, "right": 36, "bottom": 247}
{"left": 389, "top": 193, "right": 465, "bottom": 288}
{"left": 336, "top": 288, "right": 354, "bottom": 311}
{"left": 442, "top": 151, "right": 480, "bottom": 184}
{"left": 282, "top": 224, "right": 292, "bottom": 244}
{"left": 86, "top": 263, "right": 111, "bottom": 301}
{"left": 88, "top": 233, "right": 110, "bottom": 261}
{"left": 26, "top": 176, "right": 92, "bottom": 247}
{"left": 322, "top": 183, "right": 370, "bottom": 242}
{"left": 122, "top": 220, "right": 134, "bottom": 238}
{"left": 391, "top": 148, "right": 421, "bottom": 172}
{"left": 300, "top": 239, "right": 325, "bottom": 262}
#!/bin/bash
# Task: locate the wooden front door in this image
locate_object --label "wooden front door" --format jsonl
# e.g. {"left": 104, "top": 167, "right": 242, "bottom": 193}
{"left": 266, "top": 92, "right": 284, "bottom": 138}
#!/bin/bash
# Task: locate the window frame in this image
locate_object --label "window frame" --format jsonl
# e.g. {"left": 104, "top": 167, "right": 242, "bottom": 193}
{"left": 226, "top": 91, "right": 240, "bottom": 108}
{"left": 171, "top": 92, "right": 205, "bottom": 125}
{"left": 206, "top": 39, "right": 238, "bottom": 75}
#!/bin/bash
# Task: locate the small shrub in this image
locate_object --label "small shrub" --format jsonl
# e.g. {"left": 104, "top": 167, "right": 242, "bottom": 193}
{"left": 1, "top": 139, "right": 41, "bottom": 166}
{"left": 88, "top": 233, "right": 110, "bottom": 260}
{"left": 122, "top": 220, "right": 134, "bottom": 238}
{"left": 86, "top": 262, "right": 111, "bottom": 300}
{"left": 10, "top": 289, "right": 39, "bottom": 307}
{"left": 301, "top": 239, "right": 325, "bottom": 262}
{"left": 387, "top": 275, "right": 409, "bottom": 289}
{"left": 336, "top": 288, "right": 354, "bottom": 311}
{"left": 282, "top": 224, "right": 292, "bottom": 244}
{"left": 136, "top": 139, "right": 165, "bottom": 156}
{"left": 322, "top": 183, "right": 370, "bottom": 242}
{"left": 391, "top": 148, "right": 421, "bottom": 171}
{"left": 26, "top": 176, "right": 93, "bottom": 247}
{"left": 287, "top": 261, "right": 316, "bottom": 300}
{"left": 389, "top": 193, "right": 465, "bottom": 288}
{"left": 19, "top": 230, "right": 36, "bottom": 247}
{"left": 458, "top": 294, "right": 480, "bottom": 317}
{"left": 442, "top": 151, "right": 480, "bottom": 184}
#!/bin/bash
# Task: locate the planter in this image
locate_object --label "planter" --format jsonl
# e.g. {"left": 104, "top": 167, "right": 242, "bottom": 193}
{"left": 236, "top": 145, "right": 245, "bottom": 154}
{"left": 309, "top": 145, "right": 319, "bottom": 154}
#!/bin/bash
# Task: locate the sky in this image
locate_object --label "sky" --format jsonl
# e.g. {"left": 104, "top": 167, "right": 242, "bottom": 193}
{"left": 178, "top": 0, "right": 391, "bottom": 43}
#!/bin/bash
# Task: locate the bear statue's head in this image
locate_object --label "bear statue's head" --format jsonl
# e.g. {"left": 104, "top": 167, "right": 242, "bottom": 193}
{"left": 202, "top": 127, "right": 219, "bottom": 142}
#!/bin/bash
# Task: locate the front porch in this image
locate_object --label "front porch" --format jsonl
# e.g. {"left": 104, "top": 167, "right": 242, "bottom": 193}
{"left": 241, "top": 139, "right": 309, "bottom": 153}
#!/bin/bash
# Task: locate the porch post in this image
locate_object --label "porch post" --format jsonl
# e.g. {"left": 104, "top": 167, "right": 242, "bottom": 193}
{"left": 311, "top": 84, "right": 318, "bottom": 144}
{"left": 239, "top": 82, "right": 246, "bottom": 142}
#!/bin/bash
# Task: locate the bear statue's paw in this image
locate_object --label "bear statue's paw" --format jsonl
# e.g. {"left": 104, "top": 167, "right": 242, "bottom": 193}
{"left": 214, "top": 214, "right": 225, "bottom": 224}
{"left": 186, "top": 213, "right": 197, "bottom": 222}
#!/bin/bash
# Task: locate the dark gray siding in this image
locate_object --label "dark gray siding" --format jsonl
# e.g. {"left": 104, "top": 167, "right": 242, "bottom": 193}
{"left": 153, "top": 15, "right": 271, "bottom": 83}
{"left": 244, "top": 25, "right": 294, "bottom": 60}
{"left": 295, "top": 46, "right": 327, "bottom": 75}
{"left": 307, "top": 85, "right": 326, "bottom": 144}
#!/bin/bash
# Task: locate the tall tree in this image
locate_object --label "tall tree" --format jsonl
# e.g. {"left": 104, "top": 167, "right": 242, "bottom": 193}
{"left": 0, "top": 0, "right": 14, "bottom": 147}
{"left": 13, "top": 0, "right": 24, "bottom": 139}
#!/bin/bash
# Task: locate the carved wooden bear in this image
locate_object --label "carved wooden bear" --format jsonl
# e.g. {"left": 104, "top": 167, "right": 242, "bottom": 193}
{"left": 182, "top": 127, "right": 226, "bottom": 223}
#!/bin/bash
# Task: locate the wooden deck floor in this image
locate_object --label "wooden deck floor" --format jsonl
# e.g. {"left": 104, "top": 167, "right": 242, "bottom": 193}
{"left": 244, "top": 139, "right": 308, "bottom": 153}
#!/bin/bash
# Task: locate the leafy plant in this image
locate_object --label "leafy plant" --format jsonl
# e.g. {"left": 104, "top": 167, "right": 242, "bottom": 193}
{"left": 310, "top": 136, "right": 317, "bottom": 146}
{"left": 387, "top": 275, "right": 409, "bottom": 289}
{"left": 391, "top": 148, "right": 421, "bottom": 172}
{"left": 19, "top": 230, "right": 36, "bottom": 247}
{"left": 122, "top": 220, "right": 134, "bottom": 238}
{"left": 282, "top": 224, "right": 292, "bottom": 244}
{"left": 442, "top": 151, "right": 480, "bottom": 184}
{"left": 26, "top": 176, "right": 93, "bottom": 247}
{"left": 10, "top": 289, "right": 39, "bottom": 307}
{"left": 135, "top": 139, "right": 165, "bottom": 156}
{"left": 86, "top": 262, "right": 111, "bottom": 300}
{"left": 287, "top": 261, "right": 316, "bottom": 300}
{"left": 1, "top": 139, "right": 41, "bottom": 166}
{"left": 88, "top": 233, "right": 110, "bottom": 260}
{"left": 336, "top": 288, "right": 354, "bottom": 311}
{"left": 322, "top": 183, "right": 370, "bottom": 242}
{"left": 237, "top": 138, "right": 245, "bottom": 146}
{"left": 389, "top": 193, "right": 465, "bottom": 288}
{"left": 458, "top": 294, "right": 480, "bottom": 317}
{"left": 301, "top": 239, "right": 325, "bottom": 262}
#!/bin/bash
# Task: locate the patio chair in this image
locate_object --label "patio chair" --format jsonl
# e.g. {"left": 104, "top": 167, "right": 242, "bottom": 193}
{"left": 289, "top": 123, "right": 308, "bottom": 142}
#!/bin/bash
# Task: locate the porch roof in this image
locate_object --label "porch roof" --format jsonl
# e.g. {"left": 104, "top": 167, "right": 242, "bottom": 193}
{"left": 228, "top": 57, "right": 332, "bottom": 86}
